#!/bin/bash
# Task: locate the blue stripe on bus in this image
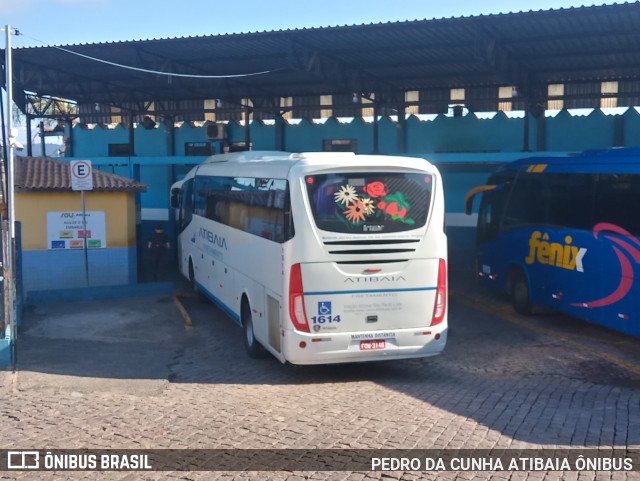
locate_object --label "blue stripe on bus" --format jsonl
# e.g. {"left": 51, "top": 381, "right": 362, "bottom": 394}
{"left": 196, "top": 281, "right": 241, "bottom": 324}
{"left": 303, "top": 287, "right": 437, "bottom": 296}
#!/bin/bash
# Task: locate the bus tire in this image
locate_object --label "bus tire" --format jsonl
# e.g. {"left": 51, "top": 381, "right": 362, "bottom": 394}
{"left": 510, "top": 269, "right": 533, "bottom": 315}
{"left": 242, "top": 299, "right": 264, "bottom": 359}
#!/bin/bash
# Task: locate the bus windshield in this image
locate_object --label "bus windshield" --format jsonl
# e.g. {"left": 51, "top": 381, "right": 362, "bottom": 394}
{"left": 304, "top": 172, "right": 433, "bottom": 234}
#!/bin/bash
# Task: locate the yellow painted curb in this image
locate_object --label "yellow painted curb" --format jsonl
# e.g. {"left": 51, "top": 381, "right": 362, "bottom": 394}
{"left": 173, "top": 294, "right": 193, "bottom": 327}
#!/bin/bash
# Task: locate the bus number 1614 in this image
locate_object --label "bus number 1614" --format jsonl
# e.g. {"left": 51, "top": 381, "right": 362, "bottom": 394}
{"left": 311, "top": 315, "right": 341, "bottom": 324}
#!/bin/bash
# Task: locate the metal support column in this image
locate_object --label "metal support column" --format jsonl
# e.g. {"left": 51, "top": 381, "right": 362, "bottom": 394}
{"left": 372, "top": 102, "right": 379, "bottom": 154}
{"left": 26, "top": 114, "right": 33, "bottom": 157}
{"left": 244, "top": 107, "right": 251, "bottom": 150}
{"left": 128, "top": 112, "right": 135, "bottom": 155}
{"left": 39, "top": 120, "right": 46, "bottom": 157}
{"left": 65, "top": 118, "right": 73, "bottom": 157}
{"left": 275, "top": 113, "right": 285, "bottom": 151}
{"left": 397, "top": 104, "right": 407, "bottom": 154}
{"left": 523, "top": 110, "right": 530, "bottom": 152}
{"left": 167, "top": 116, "right": 176, "bottom": 156}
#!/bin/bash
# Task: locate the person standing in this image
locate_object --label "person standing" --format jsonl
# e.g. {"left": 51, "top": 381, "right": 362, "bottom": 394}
{"left": 148, "top": 224, "right": 170, "bottom": 281}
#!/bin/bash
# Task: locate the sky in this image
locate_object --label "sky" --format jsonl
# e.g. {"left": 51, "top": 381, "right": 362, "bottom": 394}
{"left": 1, "top": 0, "right": 631, "bottom": 48}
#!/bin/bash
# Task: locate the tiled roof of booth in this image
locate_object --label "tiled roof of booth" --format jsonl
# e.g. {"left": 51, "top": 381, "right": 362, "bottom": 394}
{"left": 14, "top": 157, "right": 147, "bottom": 193}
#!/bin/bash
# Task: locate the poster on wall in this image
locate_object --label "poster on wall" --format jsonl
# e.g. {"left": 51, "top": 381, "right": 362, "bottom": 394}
{"left": 46, "top": 211, "right": 107, "bottom": 250}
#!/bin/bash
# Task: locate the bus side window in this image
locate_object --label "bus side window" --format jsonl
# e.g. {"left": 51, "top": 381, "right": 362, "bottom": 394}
{"left": 501, "top": 174, "right": 544, "bottom": 231}
{"left": 595, "top": 174, "right": 640, "bottom": 236}
{"left": 544, "top": 173, "right": 595, "bottom": 231}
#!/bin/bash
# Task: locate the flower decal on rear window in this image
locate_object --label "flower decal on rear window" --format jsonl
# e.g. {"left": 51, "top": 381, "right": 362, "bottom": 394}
{"left": 362, "top": 181, "right": 387, "bottom": 198}
{"left": 334, "top": 182, "right": 415, "bottom": 228}
{"left": 334, "top": 184, "right": 358, "bottom": 205}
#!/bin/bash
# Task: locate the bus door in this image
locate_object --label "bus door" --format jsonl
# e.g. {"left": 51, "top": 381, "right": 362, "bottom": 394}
{"left": 177, "top": 178, "right": 194, "bottom": 276}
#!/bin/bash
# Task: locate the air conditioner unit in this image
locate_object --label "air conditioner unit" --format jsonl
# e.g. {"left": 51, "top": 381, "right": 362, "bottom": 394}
{"left": 206, "top": 123, "right": 227, "bottom": 140}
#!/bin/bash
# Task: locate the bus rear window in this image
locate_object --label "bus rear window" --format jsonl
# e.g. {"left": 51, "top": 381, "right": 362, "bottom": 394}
{"left": 305, "top": 172, "right": 433, "bottom": 234}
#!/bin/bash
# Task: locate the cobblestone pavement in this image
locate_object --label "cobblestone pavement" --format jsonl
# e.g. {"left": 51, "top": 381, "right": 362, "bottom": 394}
{"left": 0, "top": 288, "right": 639, "bottom": 481}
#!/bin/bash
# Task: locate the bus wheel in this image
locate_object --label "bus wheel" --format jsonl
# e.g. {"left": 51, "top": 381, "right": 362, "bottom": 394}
{"left": 511, "top": 270, "right": 533, "bottom": 315}
{"left": 242, "top": 300, "right": 264, "bottom": 359}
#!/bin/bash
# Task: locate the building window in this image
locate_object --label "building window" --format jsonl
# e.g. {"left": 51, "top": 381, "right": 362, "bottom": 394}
{"left": 449, "top": 88, "right": 466, "bottom": 116}
{"left": 241, "top": 98, "right": 253, "bottom": 123}
{"left": 406, "top": 91, "right": 419, "bottom": 115}
{"left": 600, "top": 81, "right": 618, "bottom": 108}
{"left": 498, "top": 86, "right": 514, "bottom": 112}
{"left": 281, "top": 97, "right": 293, "bottom": 120}
{"left": 226, "top": 142, "right": 252, "bottom": 152}
{"left": 108, "top": 144, "right": 132, "bottom": 157}
{"left": 323, "top": 139, "right": 357, "bottom": 152}
{"left": 110, "top": 106, "right": 123, "bottom": 124}
{"left": 548, "top": 84, "right": 564, "bottom": 110}
{"left": 361, "top": 94, "right": 375, "bottom": 118}
{"left": 204, "top": 99, "right": 217, "bottom": 122}
{"left": 320, "top": 95, "right": 333, "bottom": 118}
{"left": 450, "top": 88, "right": 465, "bottom": 102}
{"left": 185, "top": 142, "right": 215, "bottom": 156}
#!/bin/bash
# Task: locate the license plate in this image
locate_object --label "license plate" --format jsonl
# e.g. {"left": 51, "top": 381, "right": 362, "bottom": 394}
{"left": 360, "top": 340, "right": 386, "bottom": 351}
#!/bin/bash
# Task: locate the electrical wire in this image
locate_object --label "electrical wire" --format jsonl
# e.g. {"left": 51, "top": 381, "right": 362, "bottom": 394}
{"left": 18, "top": 32, "right": 285, "bottom": 79}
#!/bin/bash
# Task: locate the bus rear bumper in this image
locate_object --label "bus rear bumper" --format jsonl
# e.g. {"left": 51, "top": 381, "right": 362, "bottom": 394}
{"left": 281, "top": 325, "right": 448, "bottom": 365}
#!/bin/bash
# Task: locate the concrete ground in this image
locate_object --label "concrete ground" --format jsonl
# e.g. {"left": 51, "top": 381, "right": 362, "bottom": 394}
{"left": 0, "top": 271, "right": 639, "bottom": 481}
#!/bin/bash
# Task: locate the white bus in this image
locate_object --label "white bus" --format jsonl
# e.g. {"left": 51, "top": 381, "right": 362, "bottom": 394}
{"left": 170, "top": 151, "right": 447, "bottom": 365}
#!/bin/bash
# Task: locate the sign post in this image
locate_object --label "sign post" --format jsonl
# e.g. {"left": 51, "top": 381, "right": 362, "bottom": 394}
{"left": 5, "top": 25, "right": 17, "bottom": 369}
{"left": 70, "top": 161, "right": 93, "bottom": 286}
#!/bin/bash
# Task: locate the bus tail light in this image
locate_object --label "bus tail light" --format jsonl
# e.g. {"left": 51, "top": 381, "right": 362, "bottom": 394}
{"left": 289, "top": 263, "right": 310, "bottom": 333}
{"left": 431, "top": 258, "right": 447, "bottom": 326}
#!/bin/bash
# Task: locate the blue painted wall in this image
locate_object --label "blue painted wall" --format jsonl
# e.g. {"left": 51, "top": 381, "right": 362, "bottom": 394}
{"left": 74, "top": 124, "right": 129, "bottom": 157}
{"left": 623, "top": 108, "right": 640, "bottom": 145}
{"left": 135, "top": 124, "right": 169, "bottom": 156}
{"left": 65, "top": 109, "right": 640, "bottom": 276}
{"left": 545, "top": 110, "right": 615, "bottom": 151}
{"left": 406, "top": 112, "right": 526, "bottom": 153}
{"left": 73, "top": 109, "right": 640, "bottom": 160}
{"left": 22, "top": 248, "right": 137, "bottom": 292}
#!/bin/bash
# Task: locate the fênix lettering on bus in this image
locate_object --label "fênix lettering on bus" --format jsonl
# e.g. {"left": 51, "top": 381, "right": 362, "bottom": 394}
{"left": 525, "top": 231, "right": 587, "bottom": 272}
{"left": 198, "top": 227, "right": 227, "bottom": 250}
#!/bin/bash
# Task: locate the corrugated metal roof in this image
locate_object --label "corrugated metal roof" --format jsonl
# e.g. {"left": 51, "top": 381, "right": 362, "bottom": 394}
{"left": 4, "top": 2, "right": 640, "bottom": 111}
{"left": 14, "top": 157, "right": 147, "bottom": 193}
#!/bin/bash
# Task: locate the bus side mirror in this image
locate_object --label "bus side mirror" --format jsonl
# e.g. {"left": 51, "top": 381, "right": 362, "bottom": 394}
{"left": 464, "top": 184, "right": 497, "bottom": 215}
{"left": 170, "top": 188, "right": 181, "bottom": 209}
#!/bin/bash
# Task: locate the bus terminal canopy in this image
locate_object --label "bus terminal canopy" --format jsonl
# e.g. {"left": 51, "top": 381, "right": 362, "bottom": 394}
{"left": 3, "top": 2, "right": 640, "bottom": 118}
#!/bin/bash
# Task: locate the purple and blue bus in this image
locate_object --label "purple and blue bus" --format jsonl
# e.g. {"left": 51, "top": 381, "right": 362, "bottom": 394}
{"left": 465, "top": 148, "right": 640, "bottom": 337}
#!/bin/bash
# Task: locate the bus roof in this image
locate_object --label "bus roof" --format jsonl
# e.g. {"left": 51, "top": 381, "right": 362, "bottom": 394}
{"left": 496, "top": 147, "right": 640, "bottom": 176}
{"left": 187, "top": 151, "right": 438, "bottom": 181}
{"left": 202, "top": 151, "right": 292, "bottom": 164}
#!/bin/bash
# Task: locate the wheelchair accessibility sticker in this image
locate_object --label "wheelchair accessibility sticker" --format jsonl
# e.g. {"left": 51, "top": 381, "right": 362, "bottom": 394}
{"left": 311, "top": 301, "right": 341, "bottom": 331}
{"left": 318, "top": 302, "right": 332, "bottom": 316}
